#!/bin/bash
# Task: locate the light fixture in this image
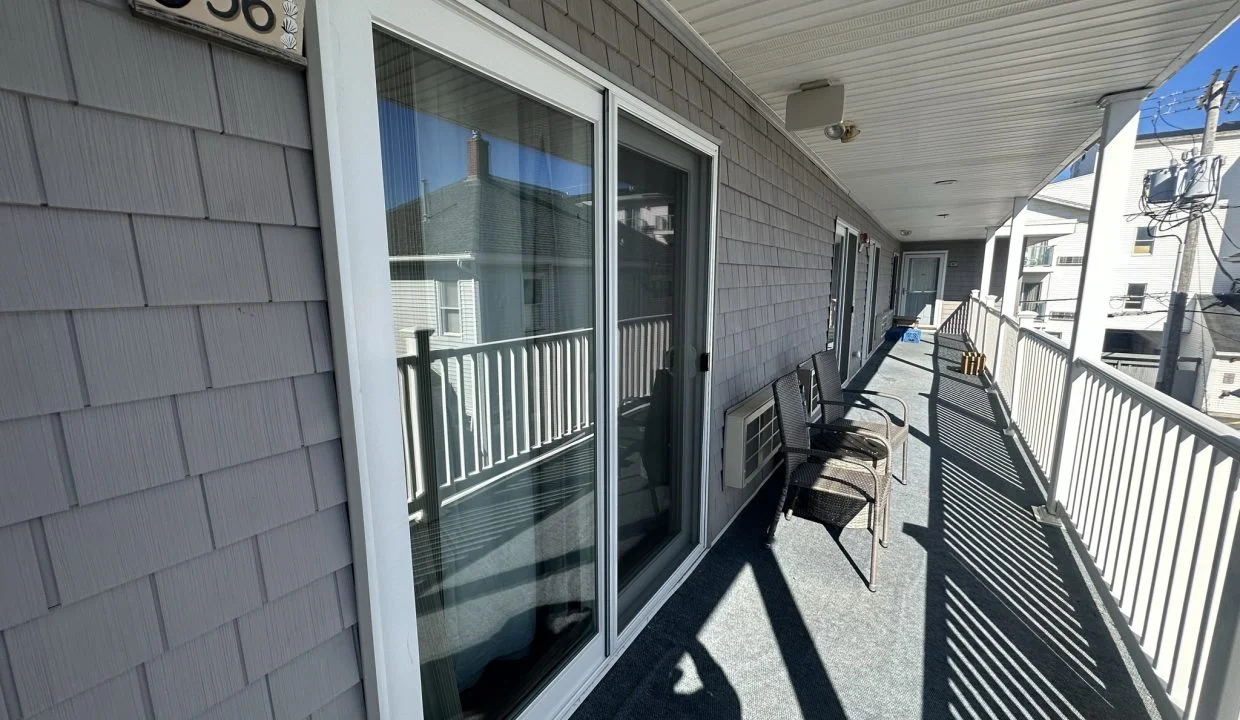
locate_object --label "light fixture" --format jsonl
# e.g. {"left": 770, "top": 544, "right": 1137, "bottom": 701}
{"left": 825, "top": 120, "right": 860, "bottom": 143}
{"left": 899, "top": 229, "right": 911, "bottom": 237}
{"left": 934, "top": 179, "right": 957, "bottom": 186}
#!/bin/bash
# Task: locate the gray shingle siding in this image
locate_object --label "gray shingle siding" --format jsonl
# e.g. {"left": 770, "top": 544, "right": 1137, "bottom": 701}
{"left": 0, "top": 93, "right": 42, "bottom": 205}
{"left": 482, "top": 0, "right": 901, "bottom": 539}
{"left": 0, "top": 3, "right": 358, "bottom": 719}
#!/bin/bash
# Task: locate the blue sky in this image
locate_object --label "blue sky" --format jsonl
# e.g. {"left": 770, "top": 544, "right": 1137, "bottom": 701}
{"left": 378, "top": 100, "right": 592, "bottom": 209}
{"left": 1139, "top": 21, "right": 1240, "bottom": 135}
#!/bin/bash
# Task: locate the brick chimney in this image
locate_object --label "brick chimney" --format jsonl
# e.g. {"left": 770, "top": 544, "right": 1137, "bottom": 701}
{"left": 466, "top": 130, "right": 490, "bottom": 180}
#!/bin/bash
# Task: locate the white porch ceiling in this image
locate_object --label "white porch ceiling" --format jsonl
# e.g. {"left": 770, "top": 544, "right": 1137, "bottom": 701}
{"left": 663, "top": 0, "right": 1240, "bottom": 242}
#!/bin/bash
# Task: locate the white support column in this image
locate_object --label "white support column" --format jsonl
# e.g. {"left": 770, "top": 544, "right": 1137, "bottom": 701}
{"left": 1036, "top": 88, "right": 1146, "bottom": 524}
{"left": 979, "top": 226, "right": 997, "bottom": 301}
{"left": 1000, "top": 198, "right": 1028, "bottom": 317}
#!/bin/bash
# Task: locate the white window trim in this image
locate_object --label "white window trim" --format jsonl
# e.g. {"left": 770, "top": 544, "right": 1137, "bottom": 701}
{"left": 305, "top": 1, "right": 719, "bottom": 718}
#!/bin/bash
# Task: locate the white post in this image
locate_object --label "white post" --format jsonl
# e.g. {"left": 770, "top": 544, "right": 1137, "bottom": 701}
{"left": 1001, "top": 199, "right": 1028, "bottom": 318}
{"left": 1036, "top": 88, "right": 1146, "bottom": 524}
{"left": 979, "top": 226, "right": 997, "bottom": 299}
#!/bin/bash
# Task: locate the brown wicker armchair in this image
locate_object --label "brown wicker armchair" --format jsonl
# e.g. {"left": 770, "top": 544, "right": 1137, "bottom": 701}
{"left": 811, "top": 350, "right": 910, "bottom": 485}
{"left": 769, "top": 371, "right": 891, "bottom": 591}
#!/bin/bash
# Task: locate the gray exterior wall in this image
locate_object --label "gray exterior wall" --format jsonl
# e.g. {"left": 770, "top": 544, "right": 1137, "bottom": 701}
{"left": 0, "top": 2, "right": 361, "bottom": 719}
{"left": 479, "top": 0, "right": 901, "bottom": 538}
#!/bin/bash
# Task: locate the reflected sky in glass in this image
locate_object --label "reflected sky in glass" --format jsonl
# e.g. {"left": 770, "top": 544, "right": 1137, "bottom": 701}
{"left": 379, "top": 101, "right": 593, "bottom": 209}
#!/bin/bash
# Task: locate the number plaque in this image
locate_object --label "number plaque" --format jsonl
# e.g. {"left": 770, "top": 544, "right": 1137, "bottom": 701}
{"left": 130, "top": 0, "right": 306, "bottom": 64}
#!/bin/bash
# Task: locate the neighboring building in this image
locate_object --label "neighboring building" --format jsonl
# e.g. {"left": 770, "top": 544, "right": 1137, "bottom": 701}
{"left": 993, "top": 123, "right": 1240, "bottom": 407}
{"left": 1201, "top": 294, "right": 1240, "bottom": 418}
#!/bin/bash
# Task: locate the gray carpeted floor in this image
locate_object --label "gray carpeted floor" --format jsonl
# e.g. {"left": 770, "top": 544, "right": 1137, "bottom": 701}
{"left": 570, "top": 333, "right": 1159, "bottom": 720}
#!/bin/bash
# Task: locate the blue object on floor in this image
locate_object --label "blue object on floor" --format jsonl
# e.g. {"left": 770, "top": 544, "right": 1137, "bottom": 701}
{"left": 886, "top": 327, "right": 920, "bottom": 343}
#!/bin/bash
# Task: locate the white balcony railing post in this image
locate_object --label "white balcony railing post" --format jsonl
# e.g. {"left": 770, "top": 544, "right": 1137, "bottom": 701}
{"left": 1038, "top": 88, "right": 1146, "bottom": 524}
{"left": 979, "top": 227, "right": 997, "bottom": 300}
{"left": 999, "top": 198, "right": 1028, "bottom": 318}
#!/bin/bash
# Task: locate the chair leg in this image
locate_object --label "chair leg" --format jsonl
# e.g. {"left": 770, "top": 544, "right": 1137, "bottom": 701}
{"left": 767, "top": 480, "right": 792, "bottom": 548}
{"left": 896, "top": 440, "right": 908, "bottom": 485}
{"left": 880, "top": 487, "right": 891, "bottom": 548}
{"left": 784, "top": 486, "right": 801, "bottom": 521}
{"left": 869, "top": 501, "right": 880, "bottom": 592}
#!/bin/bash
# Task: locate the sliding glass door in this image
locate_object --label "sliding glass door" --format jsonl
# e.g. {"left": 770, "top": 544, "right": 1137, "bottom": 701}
{"left": 317, "top": 3, "right": 717, "bottom": 716}
{"left": 374, "top": 30, "right": 603, "bottom": 720}
{"left": 614, "top": 117, "right": 708, "bottom": 631}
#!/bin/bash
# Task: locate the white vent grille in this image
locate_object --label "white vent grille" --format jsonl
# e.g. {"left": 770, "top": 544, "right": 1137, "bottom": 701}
{"left": 723, "top": 387, "right": 782, "bottom": 490}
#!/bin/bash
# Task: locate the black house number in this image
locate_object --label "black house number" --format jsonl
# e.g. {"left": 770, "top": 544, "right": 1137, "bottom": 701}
{"left": 153, "top": 0, "right": 277, "bottom": 34}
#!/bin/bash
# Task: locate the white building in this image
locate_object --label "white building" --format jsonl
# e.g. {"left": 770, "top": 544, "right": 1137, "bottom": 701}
{"left": 1003, "top": 122, "right": 1240, "bottom": 408}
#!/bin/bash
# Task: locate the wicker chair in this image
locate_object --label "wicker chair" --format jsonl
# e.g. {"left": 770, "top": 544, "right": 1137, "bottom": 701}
{"left": 811, "top": 350, "right": 910, "bottom": 485}
{"left": 769, "top": 371, "right": 891, "bottom": 591}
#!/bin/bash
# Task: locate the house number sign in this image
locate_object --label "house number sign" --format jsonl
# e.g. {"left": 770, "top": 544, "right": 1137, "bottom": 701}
{"left": 130, "top": 0, "right": 306, "bottom": 64}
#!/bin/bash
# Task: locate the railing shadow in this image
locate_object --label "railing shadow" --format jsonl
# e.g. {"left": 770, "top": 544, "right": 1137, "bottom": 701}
{"left": 909, "top": 327, "right": 1155, "bottom": 719}
{"left": 571, "top": 480, "right": 848, "bottom": 719}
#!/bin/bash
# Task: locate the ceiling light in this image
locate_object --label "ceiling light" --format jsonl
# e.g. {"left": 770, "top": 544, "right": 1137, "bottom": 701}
{"left": 934, "top": 179, "right": 958, "bottom": 185}
{"left": 899, "top": 229, "right": 911, "bottom": 237}
{"left": 825, "top": 121, "right": 860, "bottom": 143}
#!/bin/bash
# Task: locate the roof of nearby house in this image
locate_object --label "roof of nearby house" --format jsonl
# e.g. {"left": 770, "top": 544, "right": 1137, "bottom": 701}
{"left": 1202, "top": 295, "right": 1240, "bottom": 353}
{"left": 386, "top": 174, "right": 594, "bottom": 258}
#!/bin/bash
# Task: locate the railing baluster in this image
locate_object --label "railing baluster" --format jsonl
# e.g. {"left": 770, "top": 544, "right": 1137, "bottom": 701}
{"left": 1169, "top": 450, "right": 1231, "bottom": 702}
{"left": 509, "top": 346, "right": 518, "bottom": 458}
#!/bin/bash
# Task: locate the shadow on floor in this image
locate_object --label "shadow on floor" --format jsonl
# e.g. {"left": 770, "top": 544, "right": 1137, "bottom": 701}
{"left": 571, "top": 326, "right": 1155, "bottom": 719}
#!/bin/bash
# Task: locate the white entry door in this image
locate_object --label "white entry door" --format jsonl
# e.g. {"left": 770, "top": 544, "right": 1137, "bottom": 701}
{"left": 902, "top": 253, "right": 944, "bottom": 325}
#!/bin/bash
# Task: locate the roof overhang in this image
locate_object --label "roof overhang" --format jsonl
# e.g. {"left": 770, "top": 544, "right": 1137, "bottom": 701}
{"left": 655, "top": 0, "right": 1240, "bottom": 242}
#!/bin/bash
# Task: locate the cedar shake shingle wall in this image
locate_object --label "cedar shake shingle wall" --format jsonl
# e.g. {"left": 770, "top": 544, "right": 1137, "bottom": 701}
{"left": 0, "top": 2, "right": 362, "bottom": 719}
{"left": 481, "top": 0, "right": 902, "bottom": 538}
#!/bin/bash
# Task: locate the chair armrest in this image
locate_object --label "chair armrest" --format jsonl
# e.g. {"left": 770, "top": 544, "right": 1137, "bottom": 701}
{"left": 807, "top": 424, "right": 891, "bottom": 464}
{"left": 846, "top": 390, "right": 908, "bottom": 424}
{"left": 781, "top": 445, "right": 839, "bottom": 463}
{"left": 819, "top": 398, "right": 891, "bottom": 435}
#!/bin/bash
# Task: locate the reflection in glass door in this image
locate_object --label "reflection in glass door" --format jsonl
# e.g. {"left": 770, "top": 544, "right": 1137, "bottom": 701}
{"left": 615, "top": 117, "right": 706, "bottom": 630}
{"left": 374, "top": 31, "right": 600, "bottom": 720}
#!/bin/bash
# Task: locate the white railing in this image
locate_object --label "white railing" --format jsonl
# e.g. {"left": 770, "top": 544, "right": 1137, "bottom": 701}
{"left": 397, "top": 314, "right": 672, "bottom": 509}
{"left": 618, "top": 314, "right": 672, "bottom": 406}
{"left": 398, "top": 328, "right": 593, "bottom": 508}
{"left": 963, "top": 296, "right": 1240, "bottom": 719}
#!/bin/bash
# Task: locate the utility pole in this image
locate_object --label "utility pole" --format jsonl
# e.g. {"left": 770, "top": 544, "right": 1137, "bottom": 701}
{"left": 1156, "top": 67, "right": 1235, "bottom": 395}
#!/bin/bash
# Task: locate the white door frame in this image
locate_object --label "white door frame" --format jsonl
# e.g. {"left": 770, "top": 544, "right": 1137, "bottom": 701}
{"left": 860, "top": 243, "right": 879, "bottom": 359}
{"left": 900, "top": 250, "right": 949, "bottom": 326}
{"left": 306, "top": 1, "right": 718, "bottom": 717}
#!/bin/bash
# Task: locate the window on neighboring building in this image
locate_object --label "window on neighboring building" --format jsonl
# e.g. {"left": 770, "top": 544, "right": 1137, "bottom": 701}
{"left": 1134, "top": 227, "right": 1154, "bottom": 255}
{"left": 438, "top": 279, "right": 461, "bottom": 334}
{"left": 1124, "top": 283, "right": 1146, "bottom": 310}
{"left": 1057, "top": 255, "right": 1084, "bottom": 265}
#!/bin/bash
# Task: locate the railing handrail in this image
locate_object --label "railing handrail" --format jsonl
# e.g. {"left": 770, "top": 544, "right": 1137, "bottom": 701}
{"left": 1076, "top": 356, "right": 1240, "bottom": 457}
{"left": 396, "top": 315, "right": 673, "bottom": 364}
{"left": 1017, "top": 323, "right": 1069, "bottom": 352}
{"left": 619, "top": 312, "right": 673, "bottom": 325}
{"left": 396, "top": 327, "right": 592, "bottom": 364}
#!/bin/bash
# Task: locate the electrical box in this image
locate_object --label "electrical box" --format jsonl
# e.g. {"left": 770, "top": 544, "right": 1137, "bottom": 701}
{"left": 1146, "top": 166, "right": 1178, "bottom": 204}
{"left": 785, "top": 84, "right": 845, "bottom": 132}
{"left": 1180, "top": 154, "right": 1223, "bottom": 201}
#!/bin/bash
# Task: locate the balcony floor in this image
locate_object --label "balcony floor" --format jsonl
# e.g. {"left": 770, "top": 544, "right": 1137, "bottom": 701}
{"left": 572, "top": 333, "right": 1160, "bottom": 719}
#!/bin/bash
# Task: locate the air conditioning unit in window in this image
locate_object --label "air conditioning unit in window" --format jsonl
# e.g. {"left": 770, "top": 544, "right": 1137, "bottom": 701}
{"left": 723, "top": 388, "right": 782, "bottom": 490}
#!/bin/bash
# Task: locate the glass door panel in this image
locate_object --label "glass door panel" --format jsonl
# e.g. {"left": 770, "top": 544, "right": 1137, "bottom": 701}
{"left": 374, "top": 30, "right": 600, "bottom": 720}
{"left": 615, "top": 117, "right": 705, "bottom": 630}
